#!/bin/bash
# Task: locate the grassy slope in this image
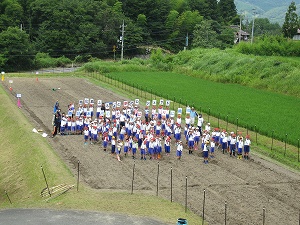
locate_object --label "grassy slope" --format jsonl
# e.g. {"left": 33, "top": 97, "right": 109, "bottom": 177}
{"left": 171, "top": 48, "right": 300, "bottom": 98}
{"left": 0, "top": 83, "right": 202, "bottom": 224}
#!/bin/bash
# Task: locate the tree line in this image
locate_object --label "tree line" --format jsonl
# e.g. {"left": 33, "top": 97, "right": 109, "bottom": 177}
{"left": 0, "top": 0, "right": 298, "bottom": 71}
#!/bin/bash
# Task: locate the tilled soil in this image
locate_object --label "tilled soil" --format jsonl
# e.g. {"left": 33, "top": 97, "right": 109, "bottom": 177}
{"left": 4, "top": 77, "right": 300, "bottom": 225}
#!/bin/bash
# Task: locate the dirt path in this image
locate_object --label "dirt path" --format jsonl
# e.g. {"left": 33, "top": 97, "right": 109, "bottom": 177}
{"left": 4, "top": 77, "right": 300, "bottom": 225}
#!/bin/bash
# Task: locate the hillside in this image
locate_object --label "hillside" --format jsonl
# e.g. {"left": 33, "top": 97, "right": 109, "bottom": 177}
{"left": 235, "top": 0, "right": 300, "bottom": 25}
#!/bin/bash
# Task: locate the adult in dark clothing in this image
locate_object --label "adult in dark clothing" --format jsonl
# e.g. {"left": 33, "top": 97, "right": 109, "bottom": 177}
{"left": 52, "top": 112, "right": 60, "bottom": 137}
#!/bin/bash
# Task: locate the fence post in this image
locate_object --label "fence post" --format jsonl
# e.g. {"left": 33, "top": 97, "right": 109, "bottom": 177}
{"left": 77, "top": 160, "right": 80, "bottom": 192}
{"left": 226, "top": 115, "right": 228, "bottom": 131}
{"left": 41, "top": 166, "right": 51, "bottom": 197}
{"left": 271, "top": 130, "right": 274, "bottom": 150}
{"left": 208, "top": 108, "right": 210, "bottom": 122}
{"left": 5, "top": 190, "right": 12, "bottom": 204}
{"left": 262, "top": 207, "right": 266, "bottom": 225}
{"left": 298, "top": 138, "right": 300, "bottom": 163}
{"left": 224, "top": 201, "right": 227, "bottom": 225}
{"left": 284, "top": 134, "right": 287, "bottom": 157}
{"left": 185, "top": 176, "right": 188, "bottom": 213}
{"left": 236, "top": 118, "right": 239, "bottom": 133}
{"left": 170, "top": 167, "right": 173, "bottom": 202}
{"left": 173, "top": 96, "right": 175, "bottom": 110}
{"left": 132, "top": 83, "right": 134, "bottom": 94}
{"left": 202, "top": 189, "right": 206, "bottom": 225}
{"left": 156, "top": 161, "right": 159, "bottom": 196}
{"left": 131, "top": 161, "right": 135, "bottom": 194}
{"left": 255, "top": 125, "right": 257, "bottom": 144}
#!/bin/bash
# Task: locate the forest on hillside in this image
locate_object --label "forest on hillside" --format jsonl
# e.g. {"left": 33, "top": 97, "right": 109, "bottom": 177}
{"left": 0, "top": 0, "right": 297, "bottom": 71}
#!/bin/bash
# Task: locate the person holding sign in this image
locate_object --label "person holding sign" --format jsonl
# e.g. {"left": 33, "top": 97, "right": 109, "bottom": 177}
{"left": 144, "top": 106, "right": 150, "bottom": 122}
{"left": 176, "top": 141, "right": 183, "bottom": 160}
{"left": 187, "top": 129, "right": 195, "bottom": 154}
{"left": 116, "top": 140, "right": 123, "bottom": 162}
{"left": 203, "top": 140, "right": 210, "bottom": 164}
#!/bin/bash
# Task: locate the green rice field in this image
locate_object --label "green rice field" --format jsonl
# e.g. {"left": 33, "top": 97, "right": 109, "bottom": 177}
{"left": 108, "top": 71, "right": 300, "bottom": 146}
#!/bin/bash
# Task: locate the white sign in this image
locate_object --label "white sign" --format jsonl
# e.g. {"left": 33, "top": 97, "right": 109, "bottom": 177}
{"left": 112, "top": 102, "right": 116, "bottom": 108}
{"left": 106, "top": 110, "right": 111, "bottom": 118}
{"left": 105, "top": 102, "right": 110, "bottom": 110}
{"left": 9, "top": 80, "right": 13, "bottom": 84}
{"left": 84, "top": 98, "right": 89, "bottom": 105}
{"left": 166, "top": 100, "right": 170, "bottom": 106}
{"left": 152, "top": 100, "right": 157, "bottom": 106}
{"left": 159, "top": 99, "right": 164, "bottom": 105}
{"left": 123, "top": 101, "right": 128, "bottom": 107}
{"left": 135, "top": 98, "right": 139, "bottom": 105}
{"left": 146, "top": 101, "right": 150, "bottom": 107}
{"left": 97, "top": 100, "right": 102, "bottom": 106}
{"left": 186, "top": 106, "right": 191, "bottom": 114}
{"left": 177, "top": 108, "right": 182, "bottom": 115}
{"left": 170, "top": 110, "right": 175, "bottom": 118}
{"left": 79, "top": 100, "right": 83, "bottom": 105}
{"left": 90, "top": 99, "right": 94, "bottom": 105}
{"left": 16, "top": 94, "right": 21, "bottom": 98}
{"left": 86, "top": 111, "right": 92, "bottom": 118}
{"left": 117, "top": 101, "right": 121, "bottom": 108}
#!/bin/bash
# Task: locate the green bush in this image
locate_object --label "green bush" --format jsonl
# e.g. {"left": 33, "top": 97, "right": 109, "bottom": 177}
{"left": 34, "top": 53, "right": 72, "bottom": 68}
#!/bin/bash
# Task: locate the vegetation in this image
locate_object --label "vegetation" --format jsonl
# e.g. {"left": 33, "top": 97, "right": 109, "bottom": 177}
{"left": 104, "top": 70, "right": 299, "bottom": 145}
{"left": 85, "top": 71, "right": 300, "bottom": 170}
{"left": 81, "top": 47, "right": 300, "bottom": 146}
{"left": 83, "top": 47, "right": 300, "bottom": 98}
{"left": 234, "top": 35, "right": 300, "bottom": 56}
{"left": 282, "top": 1, "right": 299, "bottom": 38}
{"left": 0, "top": 0, "right": 288, "bottom": 71}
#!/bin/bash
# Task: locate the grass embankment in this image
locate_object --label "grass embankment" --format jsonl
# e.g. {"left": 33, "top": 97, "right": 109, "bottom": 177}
{"left": 166, "top": 48, "right": 300, "bottom": 98}
{"left": 0, "top": 83, "right": 202, "bottom": 224}
{"left": 83, "top": 48, "right": 300, "bottom": 98}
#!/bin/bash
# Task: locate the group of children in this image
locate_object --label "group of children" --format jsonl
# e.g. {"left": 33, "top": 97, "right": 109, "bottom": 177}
{"left": 53, "top": 100, "right": 251, "bottom": 163}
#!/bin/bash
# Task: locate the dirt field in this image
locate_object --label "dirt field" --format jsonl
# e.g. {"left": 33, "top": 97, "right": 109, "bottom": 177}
{"left": 3, "top": 77, "right": 300, "bottom": 225}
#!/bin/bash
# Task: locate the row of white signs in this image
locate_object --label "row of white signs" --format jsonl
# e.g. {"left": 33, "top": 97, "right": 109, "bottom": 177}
{"left": 80, "top": 98, "right": 171, "bottom": 109}
{"left": 75, "top": 98, "right": 194, "bottom": 118}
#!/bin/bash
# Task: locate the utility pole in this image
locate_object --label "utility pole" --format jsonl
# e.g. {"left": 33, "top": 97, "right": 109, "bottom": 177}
{"left": 239, "top": 13, "right": 242, "bottom": 43}
{"left": 184, "top": 33, "right": 189, "bottom": 51}
{"left": 251, "top": 9, "right": 257, "bottom": 44}
{"left": 120, "top": 20, "right": 126, "bottom": 61}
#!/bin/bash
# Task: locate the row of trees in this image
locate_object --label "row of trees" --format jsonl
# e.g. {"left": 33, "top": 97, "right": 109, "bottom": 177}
{"left": 0, "top": 0, "right": 298, "bottom": 71}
